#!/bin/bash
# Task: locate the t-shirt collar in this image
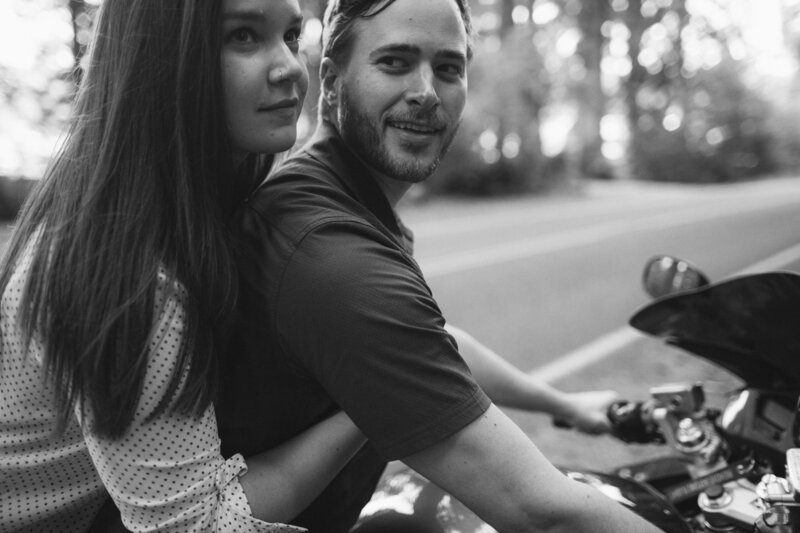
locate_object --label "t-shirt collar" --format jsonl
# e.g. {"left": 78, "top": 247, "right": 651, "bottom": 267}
{"left": 301, "top": 121, "right": 410, "bottom": 245}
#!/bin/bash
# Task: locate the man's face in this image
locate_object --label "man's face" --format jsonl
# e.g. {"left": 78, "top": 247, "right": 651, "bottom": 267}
{"left": 333, "top": 0, "right": 468, "bottom": 189}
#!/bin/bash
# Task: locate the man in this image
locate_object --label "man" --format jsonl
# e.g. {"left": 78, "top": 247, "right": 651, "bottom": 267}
{"left": 219, "top": 0, "right": 664, "bottom": 531}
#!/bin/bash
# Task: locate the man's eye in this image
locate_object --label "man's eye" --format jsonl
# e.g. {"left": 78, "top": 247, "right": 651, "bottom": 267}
{"left": 438, "top": 64, "right": 464, "bottom": 78}
{"left": 377, "top": 57, "right": 408, "bottom": 70}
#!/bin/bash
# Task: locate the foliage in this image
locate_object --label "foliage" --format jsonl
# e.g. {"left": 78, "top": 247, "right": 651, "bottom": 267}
{"left": 767, "top": 98, "right": 800, "bottom": 173}
{"left": 632, "top": 58, "right": 776, "bottom": 182}
{"left": 3, "top": 0, "right": 800, "bottom": 203}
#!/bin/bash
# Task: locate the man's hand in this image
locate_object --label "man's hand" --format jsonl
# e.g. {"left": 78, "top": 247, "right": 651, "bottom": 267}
{"left": 553, "top": 389, "right": 619, "bottom": 434}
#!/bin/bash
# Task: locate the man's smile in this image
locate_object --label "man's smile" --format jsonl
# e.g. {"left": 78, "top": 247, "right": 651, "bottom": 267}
{"left": 387, "top": 120, "right": 442, "bottom": 134}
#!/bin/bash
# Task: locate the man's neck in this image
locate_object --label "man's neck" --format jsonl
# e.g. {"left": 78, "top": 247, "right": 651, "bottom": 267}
{"left": 370, "top": 171, "right": 413, "bottom": 208}
{"left": 320, "top": 118, "right": 413, "bottom": 208}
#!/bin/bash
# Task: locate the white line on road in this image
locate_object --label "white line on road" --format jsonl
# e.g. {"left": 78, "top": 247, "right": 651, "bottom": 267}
{"left": 527, "top": 242, "right": 800, "bottom": 383}
{"left": 419, "top": 197, "right": 800, "bottom": 278}
{"left": 528, "top": 328, "right": 641, "bottom": 383}
{"left": 735, "top": 242, "right": 800, "bottom": 275}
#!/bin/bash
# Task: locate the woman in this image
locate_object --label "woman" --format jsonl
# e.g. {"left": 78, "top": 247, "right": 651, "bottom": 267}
{"left": 0, "top": 0, "right": 364, "bottom": 531}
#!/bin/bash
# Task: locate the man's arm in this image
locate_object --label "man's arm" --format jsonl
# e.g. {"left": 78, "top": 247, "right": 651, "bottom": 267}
{"left": 446, "top": 324, "right": 618, "bottom": 434}
{"left": 401, "top": 404, "right": 664, "bottom": 533}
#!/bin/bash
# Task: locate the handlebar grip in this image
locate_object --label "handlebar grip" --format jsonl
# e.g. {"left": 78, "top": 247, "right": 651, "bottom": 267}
{"left": 607, "top": 400, "right": 663, "bottom": 444}
{"left": 552, "top": 418, "right": 572, "bottom": 429}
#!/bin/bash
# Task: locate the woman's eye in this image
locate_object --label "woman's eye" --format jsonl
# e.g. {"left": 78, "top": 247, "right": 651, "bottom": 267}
{"left": 228, "top": 28, "right": 256, "bottom": 44}
{"left": 285, "top": 28, "right": 303, "bottom": 50}
{"left": 285, "top": 28, "right": 302, "bottom": 44}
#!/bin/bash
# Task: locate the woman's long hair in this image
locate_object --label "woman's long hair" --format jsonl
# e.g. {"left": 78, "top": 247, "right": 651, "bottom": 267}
{"left": 0, "top": 0, "right": 261, "bottom": 439}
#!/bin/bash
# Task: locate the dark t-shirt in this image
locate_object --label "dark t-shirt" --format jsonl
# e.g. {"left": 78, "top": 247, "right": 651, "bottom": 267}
{"left": 218, "top": 122, "right": 491, "bottom": 532}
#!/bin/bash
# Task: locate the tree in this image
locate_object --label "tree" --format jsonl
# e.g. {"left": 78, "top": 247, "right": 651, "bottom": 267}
{"left": 570, "top": 0, "right": 613, "bottom": 180}
{"left": 67, "top": 0, "right": 96, "bottom": 86}
{"left": 0, "top": 0, "right": 97, "bottom": 217}
{"left": 619, "top": 0, "right": 773, "bottom": 182}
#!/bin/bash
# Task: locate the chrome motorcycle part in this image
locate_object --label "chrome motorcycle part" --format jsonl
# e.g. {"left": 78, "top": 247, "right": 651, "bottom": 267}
{"left": 757, "top": 474, "right": 796, "bottom": 505}
{"left": 720, "top": 390, "right": 796, "bottom": 467}
{"left": 785, "top": 448, "right": 800, "bottom": 500}
{"left": 676, "top": 418, "right": 708, "bottom": 450}
{"left": 698, "top": 479, "right": 764, "bottom": 531}
{"left": 650, "top": 382, "right": 705, "bottom": 417}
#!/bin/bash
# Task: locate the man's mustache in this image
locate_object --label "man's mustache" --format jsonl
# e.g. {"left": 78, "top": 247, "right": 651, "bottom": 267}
{"left": 387, "top": 111, "right": 448, "bottom": 131}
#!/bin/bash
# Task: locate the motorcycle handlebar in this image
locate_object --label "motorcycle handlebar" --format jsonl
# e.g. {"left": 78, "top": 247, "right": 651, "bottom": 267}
{"left": 607, "top": 400, "right": 664, "bottom": 444}
{"left": 553, "top": 400, "right": 664, "bottom": 444}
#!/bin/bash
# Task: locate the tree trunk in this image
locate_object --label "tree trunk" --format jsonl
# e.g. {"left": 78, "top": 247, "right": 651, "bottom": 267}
{"left": 574, "top": 0, "right": 611, "bottom": 179}
{"left": 68, "top": 0, "right": 87, "bottom": 86}
{"left": 624, "top": 0, "right": 649, "bottom": 179}
{"left": 500, "top": 0, "right": 515, "bottom": 36}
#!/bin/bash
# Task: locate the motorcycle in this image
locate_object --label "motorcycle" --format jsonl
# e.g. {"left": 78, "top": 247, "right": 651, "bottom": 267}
{"left": 352, "top": 255, "right": 800, "bottom": 532}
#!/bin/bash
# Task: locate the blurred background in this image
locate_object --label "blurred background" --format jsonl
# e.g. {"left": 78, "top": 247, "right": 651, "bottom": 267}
{"left": 4, "top": 0, "right": 800, "bottom": 480}
{"left": 3, "top": 0, "right": 800, "bottom": 217}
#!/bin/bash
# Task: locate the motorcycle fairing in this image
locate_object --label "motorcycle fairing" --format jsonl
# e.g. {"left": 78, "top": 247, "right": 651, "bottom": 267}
{"left": 629, "top": 272, "right": 800, "bottom": 388}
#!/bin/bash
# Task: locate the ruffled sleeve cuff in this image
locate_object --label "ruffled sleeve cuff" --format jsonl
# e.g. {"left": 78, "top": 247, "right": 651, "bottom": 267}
{"left": 215, "top": 454, "right": 308, "bottom": 533}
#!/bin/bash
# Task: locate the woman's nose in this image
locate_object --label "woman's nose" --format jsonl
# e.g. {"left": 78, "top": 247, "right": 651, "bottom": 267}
{"left": 268, "top": 50, "right": 304, "bottom": 85}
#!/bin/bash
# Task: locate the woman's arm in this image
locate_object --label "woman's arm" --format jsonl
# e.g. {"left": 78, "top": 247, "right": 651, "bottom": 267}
{"left": 445, "top": 324, "right": 618, "bottom": 434}
{"left": 239, "top": 410, "right": 365, "bottom": 522}
{"left": 82, "top": 282, "right": 364, "bottom": 532}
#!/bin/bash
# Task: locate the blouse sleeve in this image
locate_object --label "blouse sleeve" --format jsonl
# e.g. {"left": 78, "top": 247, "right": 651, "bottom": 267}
{"left": 79, "top": 272, "right": 306, "bottom": 533}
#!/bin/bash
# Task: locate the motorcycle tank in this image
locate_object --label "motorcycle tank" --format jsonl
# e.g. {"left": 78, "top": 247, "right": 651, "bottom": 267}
{"left": 629, "top": 272, "right": 800, "bottom": 388}
{"left": 353, "top": 466, "right": 691, "bottom": 533}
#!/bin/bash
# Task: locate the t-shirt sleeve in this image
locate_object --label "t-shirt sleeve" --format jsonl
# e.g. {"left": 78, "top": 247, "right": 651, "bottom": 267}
{"left": 275, "top": 220, "right": 491, "bottom": 460}
{"left": 80, "top": 272, "right": 306, "bottom": 533}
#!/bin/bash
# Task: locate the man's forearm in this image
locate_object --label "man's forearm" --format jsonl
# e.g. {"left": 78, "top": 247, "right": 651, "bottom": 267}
{"left": 445, "top": 324, "right": 552, "bottom": 406}
{"left": 402, "top": 404, "right": 664, "bottom": 533}
{"left": 445, "top": 324, "right": 616, "bottom": 433}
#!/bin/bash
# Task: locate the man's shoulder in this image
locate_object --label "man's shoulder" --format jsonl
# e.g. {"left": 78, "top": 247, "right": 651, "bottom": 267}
{"left": 243, "top": 153, "right": 362, "bottom": 230}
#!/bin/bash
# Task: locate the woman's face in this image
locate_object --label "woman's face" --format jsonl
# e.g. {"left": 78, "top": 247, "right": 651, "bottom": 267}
{"left": 221, "top": 0, "right": 309, "bottom": 160}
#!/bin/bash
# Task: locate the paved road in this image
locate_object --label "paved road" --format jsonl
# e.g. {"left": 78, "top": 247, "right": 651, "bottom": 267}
{"left": 398, "top": 176, "right": 800, "bottom": 469}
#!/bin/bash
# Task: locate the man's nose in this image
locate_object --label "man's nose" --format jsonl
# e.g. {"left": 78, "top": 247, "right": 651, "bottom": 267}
{"left": 405, "top": 65, "right": 440, "bottom": 111}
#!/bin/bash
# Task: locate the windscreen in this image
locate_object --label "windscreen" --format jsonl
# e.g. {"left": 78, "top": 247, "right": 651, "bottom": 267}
{"left": 629, "top": 272, "right": 800, "bottom": 388}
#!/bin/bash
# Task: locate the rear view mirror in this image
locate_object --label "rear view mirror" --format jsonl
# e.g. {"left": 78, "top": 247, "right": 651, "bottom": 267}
{"left": 642, "top": 255, "right": 710, "bottom": 299}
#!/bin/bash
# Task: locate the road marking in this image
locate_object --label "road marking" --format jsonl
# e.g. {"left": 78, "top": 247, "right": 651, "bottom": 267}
{"left": 419, "top": 197, "right": 800, "bottom": 278}
{"left": 528, "top": 328, "right": 641, "bottom": 383}
{"left": 527, "top": 242, "right": 800, "bottom": 383}
{"left": 735, "top": 242, "right": 800, "bottom": 275}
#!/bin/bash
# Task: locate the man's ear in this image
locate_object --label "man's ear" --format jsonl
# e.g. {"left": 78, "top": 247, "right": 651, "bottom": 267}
{"left": 320, "top": 57, "right": 340, "bottom": 106}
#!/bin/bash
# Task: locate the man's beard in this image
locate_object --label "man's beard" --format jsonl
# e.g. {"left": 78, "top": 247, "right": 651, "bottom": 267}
{"left": 337, "top": 88, "right": 458, "bottom": 184}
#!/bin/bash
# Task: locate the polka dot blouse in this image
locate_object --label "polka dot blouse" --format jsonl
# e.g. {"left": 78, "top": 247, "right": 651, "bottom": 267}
{"left": 0, "top": 240, "right": 305, "bottom": 532}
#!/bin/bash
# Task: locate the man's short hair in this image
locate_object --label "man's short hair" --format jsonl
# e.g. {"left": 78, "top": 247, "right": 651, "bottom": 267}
{"left": 321, "top": 0, "right": 475, "bottom": 66}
